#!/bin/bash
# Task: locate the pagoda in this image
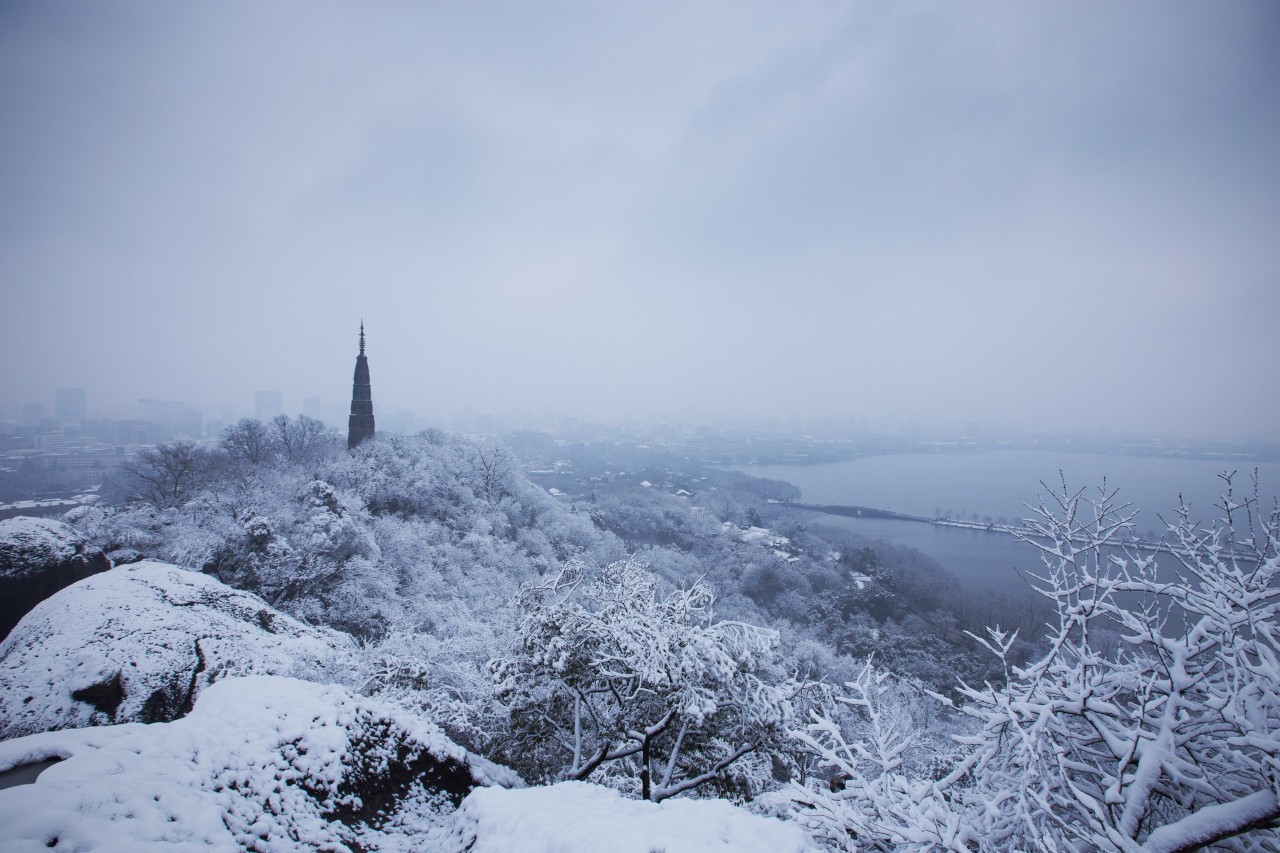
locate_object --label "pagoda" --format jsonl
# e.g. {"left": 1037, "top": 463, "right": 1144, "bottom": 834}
{"left": 347, "top": 321, "right": 375, "bottom": 449}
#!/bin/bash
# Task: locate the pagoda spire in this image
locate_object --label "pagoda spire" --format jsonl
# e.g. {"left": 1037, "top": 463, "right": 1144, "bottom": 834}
{"left": 348, "top": 321, "right": 375, "bottom": 449}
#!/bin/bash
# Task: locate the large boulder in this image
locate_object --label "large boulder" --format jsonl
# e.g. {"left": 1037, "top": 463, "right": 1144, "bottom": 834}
{"left": 0, "top": 676, "right": 519, "bottom": 851}
{"left": 0, "top": 517, "right": 111, "bottom": 640}
{"left": 0, "top": 561, "right": 354, "bottom": 739}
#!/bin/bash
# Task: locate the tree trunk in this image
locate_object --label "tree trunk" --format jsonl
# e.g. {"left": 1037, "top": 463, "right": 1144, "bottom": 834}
{"left": 640, "top": 735, "right": 651, "bottom": 801}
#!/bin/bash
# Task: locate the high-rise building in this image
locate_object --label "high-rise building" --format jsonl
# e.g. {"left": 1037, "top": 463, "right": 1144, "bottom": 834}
{"left": 55, "top": 388, "right": 87, "bottom": 424}
{"left": 348, "top": 322, "right": 375, "bottom": 449}
{"left": 255, "top": 390, "right": 283, "bottom": 422}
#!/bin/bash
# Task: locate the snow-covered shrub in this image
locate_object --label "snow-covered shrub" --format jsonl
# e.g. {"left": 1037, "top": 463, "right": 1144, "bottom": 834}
{"left": 790, "top": 477, "right": 1280, "bottom": 851}
{"left": 788, "top": 660, "right": 972, "bottom": 850}
{"left": 342, "top": 621, "right": 513, "bottom": 756}
{"left": 492, "top": 558, "right": 799, "bottom": 801}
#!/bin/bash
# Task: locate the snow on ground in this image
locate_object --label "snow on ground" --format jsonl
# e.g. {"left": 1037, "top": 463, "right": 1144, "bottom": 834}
{"left": 0, "top": 561, "right": 354, "bottom": 738}
{"left": 720, "top": 521, "right": 791, "bottom": 549}
{"left": 0, "top": 676, "right": 518, "bottom": 852}
{"left": 0, "top": 677, "right": 810, "bottom": 852}
{"left": 450, "top": 781, "right": 815, "bottom": 853}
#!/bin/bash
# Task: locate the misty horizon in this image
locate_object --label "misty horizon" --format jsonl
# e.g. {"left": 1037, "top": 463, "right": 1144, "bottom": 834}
{"left": 3, "top": 3, "right": 1278, "bottom": 440}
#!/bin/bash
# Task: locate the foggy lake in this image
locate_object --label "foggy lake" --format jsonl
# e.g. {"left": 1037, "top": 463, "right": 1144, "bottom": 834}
{"left": 737, "top": 450, "right": 1280, "bottom": 595}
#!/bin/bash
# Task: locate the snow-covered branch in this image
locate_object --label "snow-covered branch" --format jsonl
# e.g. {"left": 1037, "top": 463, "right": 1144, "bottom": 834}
{"left": 790, "top": 476, "right": 1280, "bottom": 851}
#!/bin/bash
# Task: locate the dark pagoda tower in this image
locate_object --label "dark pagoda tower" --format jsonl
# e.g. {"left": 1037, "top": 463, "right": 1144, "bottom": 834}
{"left": 348, "top": 321, "right": 375, "bottom": 449}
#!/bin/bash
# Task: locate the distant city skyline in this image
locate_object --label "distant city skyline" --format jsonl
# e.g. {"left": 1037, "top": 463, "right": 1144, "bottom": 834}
{"left": 5, "top": 379, "right": 1278, "bottom": 446}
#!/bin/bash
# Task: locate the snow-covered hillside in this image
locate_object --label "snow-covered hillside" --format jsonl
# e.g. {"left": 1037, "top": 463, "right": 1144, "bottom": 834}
{"left": 0, "top": 562, "right": 353, "bottom": 739}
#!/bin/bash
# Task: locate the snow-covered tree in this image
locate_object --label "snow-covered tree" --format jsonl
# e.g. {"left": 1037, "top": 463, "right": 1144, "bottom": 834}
{"left": 220, "top": 417, "right": 276, "bottom": 468}
{"left": 121, "top": 439, "right": 212, "bottom": 508}
{"left": 492, "top": 558, "right": 797, "bottom": 801}
{"left": 791, "top": 476, "right": 1280, "bottom": 852}
{"left": 271, "top": 414, "right": 337, "bottom": 465}
{"left": 789, "top": 659, "right": 970, "bottom": 851}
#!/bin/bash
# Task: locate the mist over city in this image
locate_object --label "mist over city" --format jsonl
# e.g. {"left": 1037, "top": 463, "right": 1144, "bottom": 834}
{"left": 2, "top": 4, "right": 1279, "bottom": 851}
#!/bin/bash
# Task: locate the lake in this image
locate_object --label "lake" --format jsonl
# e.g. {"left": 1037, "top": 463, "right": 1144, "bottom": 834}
{"left": 735, "top": 450, "right": 1279, "bottom": 595}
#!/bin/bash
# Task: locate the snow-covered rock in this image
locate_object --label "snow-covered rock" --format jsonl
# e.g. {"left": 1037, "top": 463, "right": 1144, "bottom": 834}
{"left": 0, "top": 516, "right": 110, "bottom": 640}
{"left": 0, "top": 517, "right": 87, "bottom": 574}
{"left": 449, "top": 781, "right": 814, "bottom": 853}
{"left": 0, "top": 561, "right": 354, "bottom": 739}
{"left": 104, "top": 546, "right": 145, "bottom": 565}
{"left": 0, "top": 676, "right": 519, "bottom": 852}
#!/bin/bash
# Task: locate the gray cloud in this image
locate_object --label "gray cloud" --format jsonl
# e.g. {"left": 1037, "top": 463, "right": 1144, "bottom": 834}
{"left": 2, "top": 1, "right": 1277, "bottom": 437}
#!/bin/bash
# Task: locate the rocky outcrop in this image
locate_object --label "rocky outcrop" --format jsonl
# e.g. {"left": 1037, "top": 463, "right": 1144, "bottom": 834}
{"left": 104, "top": 547, "right": 145, "bottom": 566}
{"left": 0, "top": 561, "right": 355, "bottom": 739}
{"left": 0, "top": 676, "right": 520, "bottom": 851}
{"left": 0, "top": 517, "right": 111, "bottom": 640}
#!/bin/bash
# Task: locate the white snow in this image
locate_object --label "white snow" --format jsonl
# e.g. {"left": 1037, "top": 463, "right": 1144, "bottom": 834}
{"left": 0, "top": 675, "right": 517, "bottom": 852}
{"left": 452, "top": 781, "right": 814, "bottom": 853}
{"left": 0, "top": 678, "right": 807, "bottom": 853}
{"left": 0, "top": 561, "right": 354, "bottom": 738}
{"left": 0, "top": 517, "right": 82, "bottom": 578}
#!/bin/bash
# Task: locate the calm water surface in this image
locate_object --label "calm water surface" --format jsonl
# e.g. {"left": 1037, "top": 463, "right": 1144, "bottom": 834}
{"left": 737, "top": 451, "right": 1279, "bottom": 595}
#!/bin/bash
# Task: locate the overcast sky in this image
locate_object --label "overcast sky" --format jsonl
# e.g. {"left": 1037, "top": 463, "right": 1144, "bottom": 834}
{"left": 2, "top": 1, "right": 1278, "bottom": 437}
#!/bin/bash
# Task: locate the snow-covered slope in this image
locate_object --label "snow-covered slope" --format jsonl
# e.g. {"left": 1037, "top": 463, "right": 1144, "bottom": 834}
{"left": 0, "top": 561, "right": 354, "bottom": 739}
{"left": 0, "top": 676, "right": 518, "bottom": 852}
{"left": 450, "top": 781, "right": 814, "bottom": 853}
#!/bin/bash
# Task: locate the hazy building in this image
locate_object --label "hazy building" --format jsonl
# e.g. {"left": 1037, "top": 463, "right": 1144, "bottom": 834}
{"left": 348, "top": 322, "right": 375, "bottom": 449}
{"left": 139, "top": 399, "right": 185, "bottom": 424}
{"left": 54, "top": 388, "right": 87, "bottom": 424}
{"left": 138, "top": 399, "right": 201, "bottom": 440}
{"left": 255, "top": 390, "right": 283, "bottom": 422}
{"left": 20, "top": 403, "right": 47, "bottom": 427}
{"left": 302, "top": 394, "right": 324, "bottom": 421}
{"left": 85, "top": 418, "right": 151, "bottom": 446}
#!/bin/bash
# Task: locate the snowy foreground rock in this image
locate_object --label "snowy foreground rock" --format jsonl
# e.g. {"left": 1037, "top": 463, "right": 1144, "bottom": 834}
{"left": 0, "top": 561, "right": 353, "bottom": 739}
{"left": 0, "top": 516, "right": 111, "bottom": 640}
{"left": 0, "top": 676, "right": 518, "bottom": 852}
{"left": 0, "top": 677, "right": 805, "bottom": 852}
